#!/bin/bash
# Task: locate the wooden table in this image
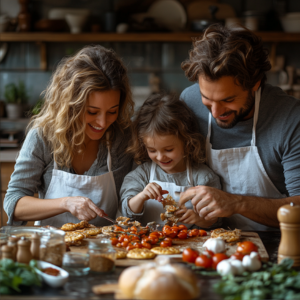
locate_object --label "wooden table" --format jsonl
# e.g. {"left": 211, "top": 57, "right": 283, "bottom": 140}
{"left": 2, "top": 231, "right": 282, "bottom": 300}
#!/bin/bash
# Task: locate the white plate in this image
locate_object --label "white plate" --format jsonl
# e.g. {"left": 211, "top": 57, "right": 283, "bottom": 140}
{"left": 148, "top": 0, "right": 187, "bottom": 31}
{"left": 35, "top": 261, "right": 69, "bottom": 288}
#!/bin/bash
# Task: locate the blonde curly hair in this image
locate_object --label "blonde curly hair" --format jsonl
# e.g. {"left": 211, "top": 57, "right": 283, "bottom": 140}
{"left": 29, "top": 45, "right": 134, "bottom": 168}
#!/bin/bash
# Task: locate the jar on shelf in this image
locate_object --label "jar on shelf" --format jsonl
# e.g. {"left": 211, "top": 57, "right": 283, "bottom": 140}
{"left": 40, "top": 230, "right": 65, "bottom": 267}
{"left": 88, "top": 239, "right": 116, "bottom": 273}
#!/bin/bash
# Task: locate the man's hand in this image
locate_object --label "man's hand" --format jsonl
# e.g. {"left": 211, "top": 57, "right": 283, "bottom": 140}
{"left": 179, "top": 186, "right": 241, "bottom": 220}
{"left": 62, "top": 196, "right": 108, "bottom": 221}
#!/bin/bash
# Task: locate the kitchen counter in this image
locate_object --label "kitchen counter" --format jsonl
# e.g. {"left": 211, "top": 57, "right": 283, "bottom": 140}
{"left": 1, "top": 231, "right": 283, "bottom": 300}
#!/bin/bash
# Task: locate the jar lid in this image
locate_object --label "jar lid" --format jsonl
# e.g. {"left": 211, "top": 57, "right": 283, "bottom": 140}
{"left": 277, "top": 202, "right": 300, "bottom": 223}
{"left": 88, "top": 238, "right": 112, "bottom": 249}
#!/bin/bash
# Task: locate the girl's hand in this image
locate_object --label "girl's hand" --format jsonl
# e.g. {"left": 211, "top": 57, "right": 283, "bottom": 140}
{"left": 62, "top": 196, "right": 108, "bottom": 221}
{"left": 142, "top": 183, "right": 168, "bottom": 202}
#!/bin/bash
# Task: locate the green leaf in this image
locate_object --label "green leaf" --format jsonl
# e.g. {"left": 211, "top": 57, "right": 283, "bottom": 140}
{"left": 0, "top": 259, "right": 15, "bottom": 271}
{"left": 279, "top": 258, "right": 294, "bottom": 269}
{"left": 0, "top": 286, "right": 13, "bottom": 295}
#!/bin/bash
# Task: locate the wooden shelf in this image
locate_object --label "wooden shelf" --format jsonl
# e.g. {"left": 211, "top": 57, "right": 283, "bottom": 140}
{"left": 1, "top": 31, "right": 300, "bottom": 43}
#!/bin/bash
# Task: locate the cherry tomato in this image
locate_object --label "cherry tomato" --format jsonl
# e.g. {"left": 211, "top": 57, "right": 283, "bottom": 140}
{"left": 118, "top": 236, "right": 125, "bottom": 243}
{"left": 148, "top": 237, "right": 159, "bottom": 245}
{"left": 116, "top": 243, "right": 122, "bottom": 248}
{"left": 237, "top": 241, "right": 258, "bottom": 255}
{"left": 230, "top": 252, "right": 245, "bottom": 261}
{"left": 131, "top": 236, "right": 140, "bottom": 241}
{"left": 124, "top": 236, "right": 131, "bottom": 243}
{"left": 162, "top": 225, "right": 171, "bottom": 233}
{"left": 195, "top": 255, "right": 213, "bottom": 268}
{"left": 149, "top": 232, "right": 160, "bottom": 238}
{"left": 202, "top": 249, "right": 214, "bottom": 258}
{"left": 110, "top": 237, "right": 118, "bottom": 246}
{"left": 165, "top": 228, "right": 177, "bottom": 238}
{"left": 160, "top": 240, "right": 172, "bottom": 247}
{"left": 212, "top": 253, "right": 228, "bottom": 269}
{"left": 188, "top": 229, "right": 199, "bottom": 237}
{"left": 182, "top": 248, "right": 199, "bottom": 263}
{"left": 121, "top": 241, "right": 129, "bottom": 248}
{"left": 171, "top": 226, "right": 180, "bottom": 234}
{"left": 177, "top": 231, "right": 188, "bottom": 239}
{"left": 126, "top": 245, "right": 135, "bottom": 251}
{"left": 199, "top": 230, "right": 208, "bottom": 236}
{"left": 141, "top": 241, "right": 152, "bottom": 249}
{"left": 178, "top": 225, "right": 188, "bottom": 231}
{"left": 133, "top": 242, "right": 143, "bottom": 248}
{"left": 163, "top": 237, "right": 173, "bottom": 245}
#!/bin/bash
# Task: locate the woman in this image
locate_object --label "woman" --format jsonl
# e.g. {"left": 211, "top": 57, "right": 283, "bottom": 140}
{"left": 4, "top": 45, "right": 134, "bottom": 228}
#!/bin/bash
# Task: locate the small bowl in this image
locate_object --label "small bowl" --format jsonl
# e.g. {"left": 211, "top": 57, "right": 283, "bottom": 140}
{"left": 35, "top": 260, "right": 69, "bottom": 288}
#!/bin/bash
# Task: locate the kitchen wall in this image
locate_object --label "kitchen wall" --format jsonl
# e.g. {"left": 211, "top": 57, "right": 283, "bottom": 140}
{"left": 1, "top": 0, "right": 300, "bottom": 108}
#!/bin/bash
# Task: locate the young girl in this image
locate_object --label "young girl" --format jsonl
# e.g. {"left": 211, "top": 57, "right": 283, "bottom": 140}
{"left": 119, "top": 93, "right": 221, "bottom": 228}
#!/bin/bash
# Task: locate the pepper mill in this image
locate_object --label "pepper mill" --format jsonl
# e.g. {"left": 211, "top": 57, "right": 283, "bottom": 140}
{"left": 277, "top": 202, "right": 300, "bottom": 266}
{"left": 30, "top": 233, "right": 40, "bottom": 260}
{"left": 8, "top": 237, "right": 19, "bottom": 261}
{"left": 17, "top": 237, "right": 32, "bottom": 264}
{"left": 1, "top": 245, "right": 14, "bottom": 260}
{"left": 0, "top": 240, "right": 7, "bottom": 258}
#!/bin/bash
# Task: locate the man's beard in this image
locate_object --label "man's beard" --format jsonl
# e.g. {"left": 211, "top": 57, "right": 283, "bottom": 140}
{"left": 214, "top": 91, "right": 255, "bottom": 129}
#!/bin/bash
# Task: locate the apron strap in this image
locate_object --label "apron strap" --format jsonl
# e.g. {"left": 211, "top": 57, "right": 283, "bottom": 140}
{"left": 150, "top": 161, "right": 156, "bottom": 182}
{"left": 207, "top": 113, "right": 212, "bottom": 143}
{"left": 106, "top": 132, "right": 112, "bottom": 172}
{"left": 251, "top": 87, "right": 261, "bottom": 147}
{"left": 186, "top": 160, "right": 193, "bottom": 186}
{"left": 53, "top": 159, "right": 58, "bottom": 170}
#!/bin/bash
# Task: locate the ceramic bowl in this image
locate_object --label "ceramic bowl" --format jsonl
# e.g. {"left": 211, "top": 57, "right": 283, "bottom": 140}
{"left": 280, "top": 13, "right": 300, "bottom": 33}
{"left": 35, "top": 260, "right": 69, "bottom": 288}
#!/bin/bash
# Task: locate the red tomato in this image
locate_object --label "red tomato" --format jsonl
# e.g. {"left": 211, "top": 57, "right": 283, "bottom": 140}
{"left": 199, "top": 230, "right": 208, "bottom": 236}
{"left": 188, "top": 229, "right": 199, "bottom": 237}
{"left": 178, "top": 225, "right": 188, "bottom": 231}
{"left": 126, "top": 245, "right": 135, "bottom": 251}
{"left": 116, "top": 243, "right": 122, "bottom": 248}
{"left": 182, "top": 248, "right": 199, "bottom": 263}
{"left": 202, "top": 249, "right": 214, "bottom": 258}
{"left": 133, "top": 242, "right": 143, "bottom": 248}
{"left": 141, "top": 241, "right": 152, "bottom": 249}
{"left": 177, "top": 231, "right": 188, "bottom": 239}
{"left": 165, "top": 228, "right": 177, "bottom": 238}
{"left": 110, "top": 237, "right": 118, "bottom": 246}
{"left": 195, "top": 255, "right": 213, "bottom": 268}
{"left": 114, "top": 225, "right": 124, "bottom": 232}
{"left": 149, "top": 232, "right": 160, "bottom": 238}
{"left": 118, "top": 236, "right": 125, "bottom": 243}
{"left": 212, "top": 253, "right": 228, "bottom": 269}
{"left": 123, "top": 236, "right": 131, "bottom": 242}
{"left": 121, "top": 241, "right": 129, "bottom": 248}
{"left": 163, "top": 237, "right": 173, "bottom": 245}
{"left": 237, "top": 241, "right": 258, "bottom": 255}
{"left": 230, "top": 252, "right": 245, "bottom": 261}
{"left": 162, "top": 225, "right": 171, "bottom": 233}
{"left": 130, "top": 226, "right": 137, "bottom": 232}
{"left": 160, "top": 240, "right": 172, "bottom": 247}
{"left": 171, "top": 226, "right": 180, "bottom": 234}
{"left": 131, "top": 236, "right": 140, "bottom": 241}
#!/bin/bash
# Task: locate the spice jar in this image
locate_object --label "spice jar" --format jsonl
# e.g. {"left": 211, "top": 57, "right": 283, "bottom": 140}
{"left": 1, "top": 245, "right": 14, "bottom": 260}
{"left": 30, "top": 233, "right": 40, "bottom": 260}
{"left": 40, "top": 230, "right": 65, "bottom": 267}
{"left": 7, "top": 237, "right": 19, "bottom": 261}
{"left": 88, "top": 239, "right": 116, "bottom": 273}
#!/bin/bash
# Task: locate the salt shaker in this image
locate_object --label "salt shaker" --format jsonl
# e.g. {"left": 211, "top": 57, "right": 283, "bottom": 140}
{"left": 30, "top": 233, "right": 40, "bottom": 260}
{"left": 277, "top": 202, "right": 300, "bottom": 266}
{"left": 17, "top": 237, "right": 32, "bottom": 264}
{"left": 1, "top": 245, "right": 14, "bottom": 260}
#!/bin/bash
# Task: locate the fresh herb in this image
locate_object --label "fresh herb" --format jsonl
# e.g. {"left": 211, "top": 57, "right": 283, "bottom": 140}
{"left": 4, "top": 81, "right": 28, "bottom": 104}
{"left": 0, "top": 259, "right": 41, "bottom": 295}
{"left": 214, "top": 258, "right": 300, "bottom": 300}
{"left": 32, "top": 98, "right": 44, "bottom": 115}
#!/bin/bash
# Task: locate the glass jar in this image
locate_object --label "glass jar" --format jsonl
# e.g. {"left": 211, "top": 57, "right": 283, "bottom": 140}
{"left": 63, "top": 252, "right": 90, "bottom": 276}
{"left": 40, "top": 230, "right": 65, "bottom": 267}
{"left": 88, "top": 239, "right": 116, "bottom": 273}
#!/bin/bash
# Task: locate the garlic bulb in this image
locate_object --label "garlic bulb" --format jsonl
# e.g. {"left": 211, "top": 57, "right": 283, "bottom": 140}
{"left": 217, "top": 258, "right": 245, "bottom": 276}
{"left": 203, "top": 238, "right": 225, "bottom": 254}
{"left": 242, "top": 251, "right": 262, "bottom": 271}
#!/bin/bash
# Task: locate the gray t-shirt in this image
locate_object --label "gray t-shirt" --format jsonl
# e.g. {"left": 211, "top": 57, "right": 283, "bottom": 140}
{"left": 180, "top": 83, "right": 300, "bottom": 197}
{"left": 4, "top": 127, "right": 134, "bottom": 225}
{"left": 119, "top": 161, "right": 221, "bottom": 226}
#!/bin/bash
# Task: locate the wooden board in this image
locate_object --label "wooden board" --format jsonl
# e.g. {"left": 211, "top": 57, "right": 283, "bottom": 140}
{"left": 69, "top": 231, "right": 269, "bottom": 267}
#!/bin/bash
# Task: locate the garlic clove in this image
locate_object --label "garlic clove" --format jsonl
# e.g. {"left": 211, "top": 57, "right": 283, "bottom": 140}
{"left": 217, "top": 259, "right": 234, "bottom": 276}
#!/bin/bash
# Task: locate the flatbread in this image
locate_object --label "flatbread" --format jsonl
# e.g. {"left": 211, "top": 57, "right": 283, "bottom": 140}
{"left": 210, "top": 228, "right": 241, "bottom": 242}
{"left": 150, "top": 247, "right": 181, "bottom": 255}
{"left": 64, "top": 231, "right": 85, "bottom": 244}
{"left": 116, "top": 250, "right": 127, "bottom": 259}
{"left": 127, "top": 248, "right": 156, "bottom": 259}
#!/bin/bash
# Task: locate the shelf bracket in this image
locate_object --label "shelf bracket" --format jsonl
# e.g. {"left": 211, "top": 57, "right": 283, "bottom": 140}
{"left": 36, "top": 42, "right": 47, "bottom": 71}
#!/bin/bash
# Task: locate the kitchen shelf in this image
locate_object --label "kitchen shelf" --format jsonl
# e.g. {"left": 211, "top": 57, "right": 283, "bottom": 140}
{"left": 1, "top": 31, "right": 300, "bottom": 43}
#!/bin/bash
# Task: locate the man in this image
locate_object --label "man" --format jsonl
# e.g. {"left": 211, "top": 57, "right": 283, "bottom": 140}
{"left": 179, "top": 24, "right": 300, "bottom": 230}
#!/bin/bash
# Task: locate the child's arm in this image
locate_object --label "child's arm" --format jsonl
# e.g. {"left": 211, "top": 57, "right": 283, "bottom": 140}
{"left": 128, "top": 183, "right": 168, "bottom": 213}
{"left": 175, "top": 207, "right": 218, "bottom": 228}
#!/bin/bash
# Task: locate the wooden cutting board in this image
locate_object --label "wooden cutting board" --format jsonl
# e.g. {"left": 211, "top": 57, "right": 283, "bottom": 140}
{"left": 69, "top": 231, "right": 268, "bottom": 267}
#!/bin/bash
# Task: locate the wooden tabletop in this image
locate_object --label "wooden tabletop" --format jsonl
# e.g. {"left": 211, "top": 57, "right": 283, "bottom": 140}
{"left": 1, "top": 231, "right": 281, "bottom": 300}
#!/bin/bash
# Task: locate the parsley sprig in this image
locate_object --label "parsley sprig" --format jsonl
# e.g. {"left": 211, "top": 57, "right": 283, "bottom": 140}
{"left": 214, "top": 258, "right": 300, "bottom": 300}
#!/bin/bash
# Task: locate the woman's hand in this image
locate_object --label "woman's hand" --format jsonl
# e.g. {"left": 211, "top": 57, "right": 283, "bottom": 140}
{"left": 141, "top": 183, "right": 168, "bottom": 202}
{"left": 62, "top": 196, "right": 108, "bottom": 221}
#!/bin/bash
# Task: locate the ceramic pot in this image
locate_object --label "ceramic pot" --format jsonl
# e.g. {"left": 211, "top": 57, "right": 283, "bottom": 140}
{"left": 6, "top": 103, "right": 23, "bottom": 119}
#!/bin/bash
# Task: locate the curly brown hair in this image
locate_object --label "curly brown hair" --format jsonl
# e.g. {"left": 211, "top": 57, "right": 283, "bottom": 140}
{"left": 29, "top": 45, "right": 134, "bottom": 168}
{"left": 127, "top": 93, "right": 206, "bottom": 165}
{"left": 181, "top": 24, "right": 271, "bottom": 90}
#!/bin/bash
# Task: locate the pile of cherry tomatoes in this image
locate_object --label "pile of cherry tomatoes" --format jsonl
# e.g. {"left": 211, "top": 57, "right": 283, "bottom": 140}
{"left": 110, "top": 224, "right": 208, "bottom": 252}
{"left": 182, "top": 240, "right": 259, "bottom": 270}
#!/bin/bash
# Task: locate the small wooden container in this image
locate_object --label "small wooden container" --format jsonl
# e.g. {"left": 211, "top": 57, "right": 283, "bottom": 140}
{"left": 17, "top": 237, "right": 32, "bottom": 264}
{"left": 277, "top": 202, "right": 300, "bottom": 266}
{"left": 1, "top": 245, "right": 14, "bottom": 260}
{"left": 30, "top": 233, "right": 40, "bottom": 260}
